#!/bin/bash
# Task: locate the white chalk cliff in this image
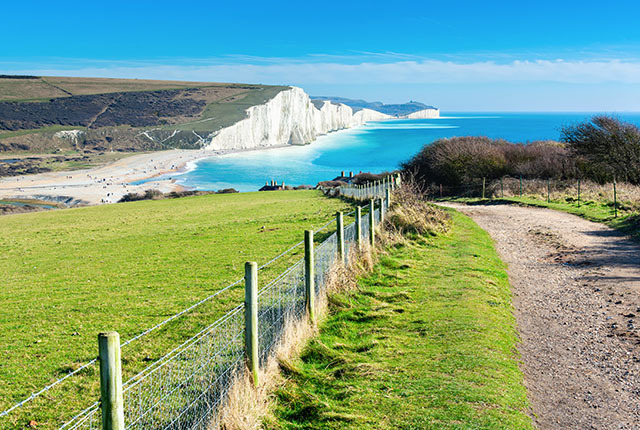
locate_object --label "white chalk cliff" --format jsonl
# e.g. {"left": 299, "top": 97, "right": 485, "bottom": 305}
{"left": 403, "top": 108, "right": 440, "bottom": 119}
{"left": 203, "top": 87, "right": 390, "bottom": 151}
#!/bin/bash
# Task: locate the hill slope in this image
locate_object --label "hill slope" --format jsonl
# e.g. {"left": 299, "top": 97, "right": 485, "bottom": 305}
{"left": 0, "top": 189, "right": 350, "bottom": 429}
{"left": 0, "top": 75, "right": 289, "bottom": 154}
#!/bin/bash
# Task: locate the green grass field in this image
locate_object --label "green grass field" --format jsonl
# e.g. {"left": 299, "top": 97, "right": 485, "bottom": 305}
{"left": 267, "top": 210, "right": 533, "bottom": 429}
{"left": 0, "top": 190, "right": 351, "bottom": 429}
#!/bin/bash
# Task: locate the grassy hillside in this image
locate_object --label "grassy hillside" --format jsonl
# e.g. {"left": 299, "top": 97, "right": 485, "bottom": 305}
{"left": 267, "top": 210, "right": 533, "bottom": 429}
{"left": 0, "top": 190, "right": 350, "bottom": 429}
{"left": 0, "top": 76, "right": 290, "bottom": 173}
{"left": 0, "top": 76, "right": 251, "bottom": 102}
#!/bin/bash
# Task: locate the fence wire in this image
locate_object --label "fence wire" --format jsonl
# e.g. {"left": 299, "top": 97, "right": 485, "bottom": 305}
{"left": 257, "top": 260, "right": 306, "bottom": 365}
{"left": 58, "top": 199, "right": 387, "bottom": 430}
{"left": 344, "top": 222, "right": 357, "bottom": 262}
{"left": 314, "top": 232, "right": 337, "bottom": 296}
{"left": 123, "top": 305, "right": 244, "bottom": 430}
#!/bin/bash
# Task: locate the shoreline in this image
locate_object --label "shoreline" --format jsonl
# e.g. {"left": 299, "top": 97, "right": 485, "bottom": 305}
{"left": 0, "top": 132, "right": 356, "bottom": 206}
{"left": 0, "top": 147, "right": 231, "bottom": 206}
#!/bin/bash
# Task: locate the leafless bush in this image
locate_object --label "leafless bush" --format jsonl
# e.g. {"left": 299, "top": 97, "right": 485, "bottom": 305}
{"left": 561, "top": 115, "right": 640, "bottom": 184}
{"left": 401, "top": 136, "right": 576, "bottom": 187}
{"left": 351, "top": 171, "right": 395, "bottom": 185}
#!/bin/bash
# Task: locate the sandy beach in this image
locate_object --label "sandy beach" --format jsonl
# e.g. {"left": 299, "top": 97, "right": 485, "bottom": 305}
{"left": 0, "top": 148, "right": 223, "bottom": 206}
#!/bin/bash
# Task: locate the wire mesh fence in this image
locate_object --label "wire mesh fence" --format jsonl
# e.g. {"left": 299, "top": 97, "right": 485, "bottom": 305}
{"left": 123, "top": 305, "right": 245, "bottom": 430}
{"left": 56, "top": 193, "right": 390, "bottom": 430}
{"left": 257, "top": 260, "right": 306, "bottom": 366}
{"left": 361, "top": 210, "right": 370, "bottom": 244}
{"left": 337, "top": 175, "right": 399, "bottom": 200}
{"left": 314, "top": 232, "right": 337, "bottom": 296}
{"left": 60, "top": 403, "right": 100, "bottom": 430}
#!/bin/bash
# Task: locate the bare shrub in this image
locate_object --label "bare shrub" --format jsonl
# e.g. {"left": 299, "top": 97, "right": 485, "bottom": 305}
{"left": 118, "top": 188, "right": 163, "bottom": 202}
{"left": 401, "top": 136, "right": 575, "bottom": 187}
{"left": 351, "top": 171, "right": 395, "bottom": 185}
{"left": 561, "top": 115, "right": 640, "bottom": 184}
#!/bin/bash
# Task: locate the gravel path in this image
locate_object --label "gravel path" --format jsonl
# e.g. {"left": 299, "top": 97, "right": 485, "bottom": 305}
{"left": 440, "top": 203, "right": 640, "bottom": 429}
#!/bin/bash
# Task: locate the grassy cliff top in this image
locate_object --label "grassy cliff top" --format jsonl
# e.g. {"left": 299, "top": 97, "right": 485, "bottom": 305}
{"left": 0, "top": 75, "right": 260, "bottom": 102}
{"left": 0, "top": 76, "right": 290, "bottom": 156}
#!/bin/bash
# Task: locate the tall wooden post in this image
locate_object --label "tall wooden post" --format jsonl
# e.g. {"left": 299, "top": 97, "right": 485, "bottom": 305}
{"left": 379, "top": 198, "right": 385, "bottom": 222}
{"left": 336, "top": 212, "right": 345, "bottom": 264}
{"left": 482, "top": 177, "right": 486, "bottom": 199}
{"left": 98, "top": 332, "right": 125, "bottom": 430}
{"left": 304, "top": 230, "right": 315, "bottom": 324}
{"left": 355, "top": 206, "right": 362, "bottom": 247}
{"left": 369, "top": 199, "right": 375, "bottom": 247}
{"left": 244, "top": 262, "right": 258, "bottom": 385}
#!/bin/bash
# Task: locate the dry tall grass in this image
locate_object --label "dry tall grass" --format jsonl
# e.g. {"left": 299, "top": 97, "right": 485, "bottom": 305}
{"left": 486, "top": 177, "right": 640, "bottom": 210}
{"left": 383, "top": 179, "right": 451, "bottom": 242}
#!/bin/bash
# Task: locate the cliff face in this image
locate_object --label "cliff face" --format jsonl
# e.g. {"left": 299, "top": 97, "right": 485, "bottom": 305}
{"left": 203, "top": 87, "right": 390, "bottom": 151}
{"left": 403, "top": 108, "right": 440, "bottom": 119}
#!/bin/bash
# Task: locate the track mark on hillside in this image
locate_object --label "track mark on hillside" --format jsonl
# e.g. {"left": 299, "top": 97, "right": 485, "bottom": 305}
{"left": 86, "top": 94, "right": 122, "bottom": 129}
{"left": 440, "top": 202, "right": 640, "bottom": 429}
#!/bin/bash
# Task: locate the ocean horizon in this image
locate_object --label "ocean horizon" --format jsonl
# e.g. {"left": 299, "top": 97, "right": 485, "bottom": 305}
{"left": 161, "top": 112, "right": 640, "bottom": 192}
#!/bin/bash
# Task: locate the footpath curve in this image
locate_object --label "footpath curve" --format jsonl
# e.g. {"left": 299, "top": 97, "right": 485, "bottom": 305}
{"left": 440, "top": 202, "right": 640, "bottom": 429}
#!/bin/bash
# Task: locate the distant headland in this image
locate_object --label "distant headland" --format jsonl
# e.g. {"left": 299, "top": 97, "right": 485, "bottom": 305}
{"left": 311, "top": 96, "right": 439, "bottom": 118}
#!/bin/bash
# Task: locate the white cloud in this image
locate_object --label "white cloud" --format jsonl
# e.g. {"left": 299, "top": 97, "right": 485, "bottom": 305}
{"left": 6, "top": 58, "right": 640, "bottom": 85}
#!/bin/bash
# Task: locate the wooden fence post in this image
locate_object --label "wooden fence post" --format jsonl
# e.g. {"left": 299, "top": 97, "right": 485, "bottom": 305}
{"left": 613, "top": 179, "right": 618, "bottom": 218}
{"left": 336, "top": 212, "right": 345, "bottom": 264}
{"left": 547, "top": 179, "right": 551, "bottom": 203}
{"left": 355, "top": 206, "right": 362, "bottom": 247}
{"left": 519, "top": 175, "right": 523, "bottom": 197}
{"left": 482, "top": 177, "right": 486, "bottom": 199}
{"left": 577, "top": 178, "right": 581, "bottom": 207}
{"left": 369, "top": 199, "right": 375, "bottom": 247}
{"left": 304, "top": 230, "right": 315, "bottom": 324}
{"left": 98, "top": 332, "right": 125, "bottom": 430}
{"left": 385, "top": 187, "right": 391, "bottom": 210}
{"left": 244, "top": 261, "right": 258, "bottom": 385}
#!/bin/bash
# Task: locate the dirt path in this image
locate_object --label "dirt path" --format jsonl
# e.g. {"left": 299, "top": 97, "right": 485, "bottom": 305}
{"left": 440, "top": 202, "right": 640, "bottom": 429}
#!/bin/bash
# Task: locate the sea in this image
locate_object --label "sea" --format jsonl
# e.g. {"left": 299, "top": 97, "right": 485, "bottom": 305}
{"left": 159, "top": 113, "right": 640, "bottom": 192}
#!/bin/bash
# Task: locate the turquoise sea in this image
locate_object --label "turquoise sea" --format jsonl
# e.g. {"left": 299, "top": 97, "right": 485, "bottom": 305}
{"left": 166, "top": 113, "right": 640, "bottom": 192}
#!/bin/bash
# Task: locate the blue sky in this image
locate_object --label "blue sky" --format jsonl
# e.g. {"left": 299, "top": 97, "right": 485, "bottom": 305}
{"left": 3, "top": 0, "right": 640, "bottom": 111}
